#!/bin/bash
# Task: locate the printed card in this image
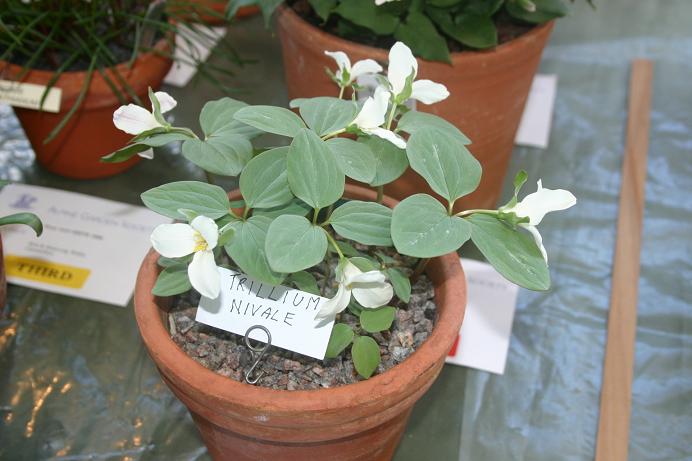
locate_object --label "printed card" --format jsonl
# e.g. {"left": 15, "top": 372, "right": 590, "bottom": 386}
{"left": 514, "top": 74, "right": 558, "bottom": 149}
{"left": 0, "top": 80, "right": 61, "bottom": 113}
{"left": 446, "top": 258, "right": 519, "bottom": 375}
{"left": 0, "top": 184, "right": 171, "bottom": 306}
{"left": 197, "top": 267, "right": 335, "bottom": 360}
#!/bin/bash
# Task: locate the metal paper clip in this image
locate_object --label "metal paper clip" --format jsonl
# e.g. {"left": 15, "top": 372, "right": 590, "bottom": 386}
{"left": 244, "top": 325, "right": 272, "bottom": 385}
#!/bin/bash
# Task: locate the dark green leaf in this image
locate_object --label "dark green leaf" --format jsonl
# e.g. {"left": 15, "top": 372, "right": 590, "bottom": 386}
{"left": 288, "top": 271, "right": 320, "bottom": 295}
{"left": 0, "top": 212, "right": 43, "bottom": 236}
{"left": 506, "top": 0, "right": 568, "bottom": 23}
{"left": 325, "top": 323, "right": 354, "bottom": 358}
{"left": 387, "top": 268, "right": 411, "bottom": 303}
{"left": 335, "top": 0, "right": 399, "bottom": 35}
{"left": 394, "top": 11, "right": 450, "bottom": 62}
{"left": 101, "top": 143, "right": 151, "bottom": 163}
{"left": 360, "top": 306, "right": 396, "bottom": 333}
{"left": 253, "top": 199, "right": 312, "bottom": 219}
{"left": 468, "top": 213, "right": 550, "bottom": 290}
{"left": 152, "top": 264, "right": 192, "bottom": 296}
{"left": 352, "top": 335, "right": 381, "bottom": 378}
{"left": 348, "top": 256, "right": 380, "bottom": 272}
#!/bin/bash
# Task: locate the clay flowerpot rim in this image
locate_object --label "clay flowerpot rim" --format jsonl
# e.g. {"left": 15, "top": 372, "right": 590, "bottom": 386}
{"left": 134, "top": 184, "right": 466, "bottom": 416}
{"left": 277, "top": 4, "right": 555, "bottom": 68}
{"left": 0, "top": 38, "right": 172, "bottom": 109}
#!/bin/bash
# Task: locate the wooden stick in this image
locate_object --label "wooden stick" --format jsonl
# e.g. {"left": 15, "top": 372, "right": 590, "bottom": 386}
{"left": 594, "top": 60, "right": 653, "bottom": 461}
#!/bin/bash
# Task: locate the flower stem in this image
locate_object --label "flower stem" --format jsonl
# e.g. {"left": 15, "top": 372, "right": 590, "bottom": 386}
{"left": 321, "top": 128, "right": 346, "bottom": 141}
{"left": 385, "top": 103, "right": 397, "bottom": 130}
{"left": 313, "top": 207, "right": 320, "bottom": 225}
{"left": 338, "top": 86, "right": 345, "bottom": 99}
{"left": 376, "top": 186, "right": 384, "bottom": 204}
{"left": 325, "top": 231, "right": 344, "bottom": 259}
{"left": 455, "top": 209, "right": 499, "bottom": 218}
{"left": 412, "top": 258, "right": 430, "bottom": 282}
{"left": 204, "top": 170, "right": 215, "bottom": 185}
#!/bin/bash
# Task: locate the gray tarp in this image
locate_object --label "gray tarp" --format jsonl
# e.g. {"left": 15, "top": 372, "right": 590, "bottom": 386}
{"left": 1, "top": 1, "right": 690, "bottom": 459}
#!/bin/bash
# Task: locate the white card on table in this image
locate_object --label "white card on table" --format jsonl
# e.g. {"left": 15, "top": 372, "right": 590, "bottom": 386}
{"left": 0, "top": 80, "right": 62, "bottom": 113}
{"left": 446, "top": 258, "right": 519, "bottom": 375}
{"left": 0, "top": 184, "right": 171, "bottom": 306}
{"left": 164, "top": 25, "right": 226, "bottom": 87}
{"left": 197, "top": 267, "right": 335, "bottom": 360}
{"left": 514, "top": 74, "right": 558, "bottom": 149}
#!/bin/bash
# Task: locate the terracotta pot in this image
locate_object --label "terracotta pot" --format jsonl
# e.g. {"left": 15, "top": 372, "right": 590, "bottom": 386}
{"left": 134, "top": 184, "right": 467, "bottom": 460}
{"left": 1, "top": 40, "right": 172, "bottom": 179}
{"left": 276, "top": 6, "right": 554, "bottom": 210}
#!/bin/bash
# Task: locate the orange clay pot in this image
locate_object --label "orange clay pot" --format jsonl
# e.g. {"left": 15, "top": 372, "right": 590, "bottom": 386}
{"left": 134, "top": 184, "right": 467, "bottom": 461}
{"left": 0, "top": 237, "right": 6, "bottom": 313}
{"left": 276, "top": 5, "right": 554, "bottom": 210}
{"left": 1, "top": 40, "right": 172, "bottom": 180}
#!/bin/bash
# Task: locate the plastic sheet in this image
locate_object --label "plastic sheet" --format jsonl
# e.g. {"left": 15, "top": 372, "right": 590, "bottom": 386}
{"left": 1, "top": 2, "right": 691, "bottom": 460}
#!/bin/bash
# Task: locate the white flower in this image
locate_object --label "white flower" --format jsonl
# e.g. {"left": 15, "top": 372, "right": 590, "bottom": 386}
{"left": 504, "top": 180, "right": 577, "bottom": 263}
{"left": 324, "top": 51, "right": 382, "bottom": 87}
{"left": 315, "top": 260, "right": 394, "bottom": 320}
{"left": 113, "top": 91, "right": 177, "bottom": 135}
{"left": 151, "top": 215, "right": 221, "bottom": 299}
{"left": 386, "top": 42, "right": 449, "bottom": 105}
{"left": 351, "top": 86, "right": 407, "bottom": 148}
{"left": 375, "top": 0, "right": 400, "bottom": 4}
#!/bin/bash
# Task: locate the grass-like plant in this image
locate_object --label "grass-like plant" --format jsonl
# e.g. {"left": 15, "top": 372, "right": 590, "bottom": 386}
{"left": 0, "top": 0, "right": 244, "bottom": 143}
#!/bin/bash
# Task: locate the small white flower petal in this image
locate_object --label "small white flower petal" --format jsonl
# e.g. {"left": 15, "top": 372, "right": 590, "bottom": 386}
{"left": 324, "top": 50, "right": 351, "bottom": 72}
{"left": 188, "top": 250, "right": 220, "bottom": 299}
{"left": 154, "top": 91, "right": 177, "bottom": 113}
{"left": 315, "top": 283, "right": 351, "bottom": 320}
{"left": 352, "top": 86, "right": 390, "bottom": 130}
{"left": 349, "top": 59, "right": 383, "bottom": 81}
{"left": 352, "top": 281, "right": 394, "bottom": 308}
{"left": 388, "top": 41, "right": 418, "bottom": 96}
{"left": 376, "top": 0, "right": 400, "bottom": 4}
{"left": 190, "top": 215, "right": 219, "bottom": 250}
{"left": 410, "top": 79, "right": 450, "bottom": 104}
{"left": 349, "top": 270, "right": 387, "bottom": 285}
{"left": 367, "top": 127, "right": 407, "bottom": 149}
{"left": 521, "top": 224, "right": 548, "bottom": 264}
{"left": 150, "top": 223, "right": 197, "bottom": 258}
{"left": 113, "top": 104, "right": 161, "bottom": 135}
{"left": 513, "top": 180, "right": 577, "bottom": 225}
{"left": 138, "top": 148, "right": 155, "bottom": 160}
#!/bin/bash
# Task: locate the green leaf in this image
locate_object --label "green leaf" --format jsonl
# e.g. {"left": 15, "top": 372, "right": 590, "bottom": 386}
{"left": 387, "top": 268, "right": 411, "bottom": 303}
{"left": 265, "top": 215, "right": 328, "bottom": 273}
{"left": 360, "top": 306, "right": 396, "bottom": 333}
{"left": 361, "top": 136, "right": 409, "bottom": 187}
{"left": 406, "top": 127, "right": 481, "bottom": 203}
{"left": 298, "top": 97, "right": 358, "bottom": 136}
{"left": 224, "top": 216, "right": 285, "bottom": 285}
{"left": 391, "top": 194, "right": 471, "bottom": 258}
{"left": 288, "top": 271, "right": 320, "bottom": 295}
{"left": 427, "top": 7, "right": 497, "bottom": 49}
{"left": 502, "top": 169, "right": 529, "bottom": 209}
{"left": 335, "top": 241, "right": 361, "bottom": 257}
{"left": 181, "top": 134, "right": 252, "bottom": 177}
{"left": 326, "top": 138, "right": 377, "bottom": 184}
{"left": 394, "top": 11, "right": 450, "bottom": 63}
{"left": 308, "top": 0, "right": 337, "bottom": 21}
{"left": 397, "top": 111, "right": 471, "bottom": 145}
{"left": 352, "top": 336, "right": 381, "bottom": 378}
{"left": 325, "top": 323, "right": 354, "bottom": 358}
{"left": 138, "top": 132, "right": 192, "bottom": 147}
{"left": 200, "top": 97, "right": 251, "bottom": 136}
{"left": 375, "top": 252, "right": 397, "bottom": 265}
{"left": 506, "top": 0, "right": 568, "bottom": 23}
{"left": 141, "top": 181, "right": 230, "bottom": 220}
{"left": 233, "top": 105, "right": 306, "bottom": 137}
{"left": 335, "top": 0, "right": 399, "bottom": 35}
{"left": 0, "top": 212, "right": 43, "bottom": 236}
{"left": 100, "top": 143, "right": 151, "bottom": 163}
{"left": 468, "top": 213, "right": 550, "bottom": 291}
{"left": 148, "top": 87, "right": 167, "bottom": 126}
{"left": 253, "top": 198, "right": 312, "bottom": 219}
{"left": 288, "top": 129, "right": 345, "bottom": 209}
{"left": 152, "top": 264, "right": 192, "bottom": 296}
{"left": 239, "top": 147, "right": 293, "bottom": 209}
{"left": 329, "top": 200, "right": 392, "bottom": 246}
{"left": 348, "top": 256, "right": 379, "bottom": 272}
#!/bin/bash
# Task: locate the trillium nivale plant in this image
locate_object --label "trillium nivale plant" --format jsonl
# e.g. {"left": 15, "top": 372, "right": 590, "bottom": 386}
{"left": 104, "top": 41, "right": 575, "bottom": 379}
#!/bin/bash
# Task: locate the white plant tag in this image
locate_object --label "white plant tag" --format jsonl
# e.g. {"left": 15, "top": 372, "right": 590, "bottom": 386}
{"left": 0, "top": 80, "right": 61, "bottom": 113}
{"left": 514, "top": 74, "right": 558, "bottom": 149}
{"left": 446, "top": 258, "right": 519, "bottom": 375}
{"left": 196, "top": 268, "right": 335, "bottom": 360}
{"left": 164, "top": 25, "right": 226, "bottom": 87}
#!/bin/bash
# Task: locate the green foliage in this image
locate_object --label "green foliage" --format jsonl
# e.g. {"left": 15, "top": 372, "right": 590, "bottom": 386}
{"left": 352, "top": 336, "right": 381, "bottom": 378}
{"left": 152, "top": 264, "right": 192, "bottom": 296}
{"left": 296, "top": 97, "right": 358, "bottom": 136}
{"left": 265, "top": 215, "right": 328, "bottom": 273}
{"left": 387, "top": 268, "right": 411, "bottom": 303}
{"left": 182, "top": 135, "right": 253, "bottom": 177}
{"left": 0, "top": 212, "right": 43, "bottom": 236}
{"left": 141, "top": 181, "right": 230, "bottom": 220}
{"left": 468, "top": 213, "right": 550, "bottom": 290}
{"left": 325, "top": 323, "right": 354, "bottom": 358}
{"left": 239, "top": 147, "right": 293, "bottom": 209}
{"left": 233, "top": 106, "right": 307, "bottom": 137}
{"left": 361, "top": 136, "right": 409, "bottom": 187}
{"left": 329, "top": 201, "right": 393, "bottom": 246}
{"left": 326, "top": 138, "right": 377, "bottom": 184}
{"left": 360, "top": 306, "right": 396, "bottom": 333}
{"left": 224, "top": 216, "right": 285, "bottom": 285}
{"left": 288, "top": 271, "right": 320, "bottom": 295}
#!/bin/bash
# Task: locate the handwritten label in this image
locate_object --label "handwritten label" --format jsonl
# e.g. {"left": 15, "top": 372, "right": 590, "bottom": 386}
{"left": 0, "top": 80, "right": 61, "bottom": 113}
{"left": 196, "top": 268, "right": 334, "bottom": 359}
{"left": 446, "top": 258, "right": 519, "bottom": 375}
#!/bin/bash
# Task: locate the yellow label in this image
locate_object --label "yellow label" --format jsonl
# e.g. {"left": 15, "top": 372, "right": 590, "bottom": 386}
{"left": 5, "top": 255, "right": 90, "bottom": 289}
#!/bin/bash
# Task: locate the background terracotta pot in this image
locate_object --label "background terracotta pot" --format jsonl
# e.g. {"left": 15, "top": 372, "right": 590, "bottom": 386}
{"left": 276, "top": 6, "right": 554, "bottom": 210}
{"left": 168, "top": 1, "right": 260, "bottom": 24}
{"left": 1, "top": 40, "right": 172, "bottom": 180}
{"left": 134, "top": 184, "right": 467, "bottom": 460}
{"left": 0, "top": 237, "right": 6, "bottom": 314}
